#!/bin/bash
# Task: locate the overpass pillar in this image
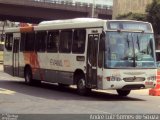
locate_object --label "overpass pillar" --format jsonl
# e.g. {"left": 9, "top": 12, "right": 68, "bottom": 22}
{"left": 88, "top": 9, "right": 98, "bottom": 18}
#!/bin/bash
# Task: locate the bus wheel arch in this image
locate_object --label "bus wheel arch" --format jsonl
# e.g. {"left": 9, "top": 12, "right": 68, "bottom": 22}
{"left": 74, "top": 69, "right": 91, "bottom": 95}
{"left": 73, "top": 69, "right": 85, "bottom": 84}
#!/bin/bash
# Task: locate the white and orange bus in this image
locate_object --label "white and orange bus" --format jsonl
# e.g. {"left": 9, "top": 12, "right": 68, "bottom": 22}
{"left": 4, "top": 18, "right": 157, "bottom": 96}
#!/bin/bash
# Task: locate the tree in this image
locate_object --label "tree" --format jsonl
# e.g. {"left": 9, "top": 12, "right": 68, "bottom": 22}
{"left": 115, "top": 0, "right": 160, "bottom": 34}
{"left": 146, "top": 0, "right": 160, "bottom": 34}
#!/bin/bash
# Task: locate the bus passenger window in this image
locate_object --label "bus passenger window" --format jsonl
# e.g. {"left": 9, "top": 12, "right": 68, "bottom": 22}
{"left": 36, "top": 31, "right": 47, "bottom": 52}
{"left": 25, "top": 32, "right": 35, "bottom": 51}
{"left": 5, "top": 33, "right": 13, "bottom": 51}
{"left": 59, "top": 30, "right": 72, "bottom": 53}
{"left": 20, "top": 33, "right": 26, "bottom": 51}
{"left": 47, "top": 31, "right": 59, "bottom": 52}
{"left": 72, "top": 29, "right": 86, "bottom": 54}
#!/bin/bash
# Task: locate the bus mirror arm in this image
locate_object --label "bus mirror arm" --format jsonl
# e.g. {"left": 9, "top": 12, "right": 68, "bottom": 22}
{"left": 88, "top": 60, "right": 92, "bottom": 67}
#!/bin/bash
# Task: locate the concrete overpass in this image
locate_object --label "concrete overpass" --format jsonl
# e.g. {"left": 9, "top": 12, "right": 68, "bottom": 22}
{"left": 0, "top": 0, "right": 112, "bottom": 23}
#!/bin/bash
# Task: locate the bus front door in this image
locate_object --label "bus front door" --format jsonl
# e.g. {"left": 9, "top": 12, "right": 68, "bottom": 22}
{"left": 87, "top": 34, "right": 99, "bottom": 88}
{"left": 13, "top": 37, "right": 20, "bottom": 76}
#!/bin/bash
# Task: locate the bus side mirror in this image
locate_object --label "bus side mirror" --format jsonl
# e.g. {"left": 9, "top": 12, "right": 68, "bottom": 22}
{"left": 100, "top": 33, "right": 105, "bottom": 51}
{"left": 98, "top": 33, "right": 105, "bottom": 68}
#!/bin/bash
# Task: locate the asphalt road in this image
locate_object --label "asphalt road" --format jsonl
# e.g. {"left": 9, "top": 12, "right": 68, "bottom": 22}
{"left": 0, "top": 64, "right": 160, "bottom": 115}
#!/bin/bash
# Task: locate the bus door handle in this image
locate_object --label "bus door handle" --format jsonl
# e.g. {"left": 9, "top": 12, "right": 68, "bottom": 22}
{"left": 88, "top": 60, "right": 96, "bottom": 69}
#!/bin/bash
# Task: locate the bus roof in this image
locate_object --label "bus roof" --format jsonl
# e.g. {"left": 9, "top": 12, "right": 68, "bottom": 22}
{"left": 39, "top": 18, "right": 103, "bottom": 25}
{"left": 5, "top": 18, "right": 153, "bottom": 33}
{"left": 5, "top": 27, "right": 20, "bottom": 33}
{"left": 35, "top": 18, "right": 106, "bottom": 31}
{"left": 36, "top": 18, "right": 151, "bottom": 31}
{"left": 39, "top": 18, "right": 150, "bottom": 26}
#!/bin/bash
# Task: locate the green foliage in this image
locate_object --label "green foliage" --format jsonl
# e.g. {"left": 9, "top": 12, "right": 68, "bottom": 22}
{"left": 116, "top": 0, "right": 160, "bottom": 35}
{"left": 146, "top": 0, "right": 160, "bottom": 34}
{"left": 116, "top": 12, "right": 146, "bottom": 21}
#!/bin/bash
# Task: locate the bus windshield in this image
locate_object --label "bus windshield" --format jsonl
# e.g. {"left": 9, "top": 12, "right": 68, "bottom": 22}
{"left": 105, "top": 32, "right": 156, "bottom": 68}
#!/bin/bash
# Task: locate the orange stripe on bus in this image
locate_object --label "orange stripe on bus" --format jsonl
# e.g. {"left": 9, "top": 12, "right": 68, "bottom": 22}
{"left": 20, "top": 26, "right": 34, "bottom": 33}
{"left": 157, "top": 70, "right": 160, "bottom": 75}
{"left": 156, "top": 76, "right": 160, "bottom": 79}
{"left": 23, "top": 52, "right": 44, "bottom": 81}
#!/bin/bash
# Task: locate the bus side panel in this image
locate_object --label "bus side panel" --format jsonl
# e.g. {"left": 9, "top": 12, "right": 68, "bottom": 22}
{"left": 58, "top": 53, "right": 86, "bottom": 85}
{"left": 21, "top": 52, "right": 45, "bottom": 81}
{"left": 44, "top": 69, "right": 58, "bottom": 82}
{"left": 37, "top": 52, "right": 59, "bottom": 82}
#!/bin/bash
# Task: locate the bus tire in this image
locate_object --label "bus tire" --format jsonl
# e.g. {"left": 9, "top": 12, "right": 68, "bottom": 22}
{"left": 116, "top": 89, "right": 131, "bottom": 96}
{"left": 24, "top": 67, "right": 33, "bottom": 85}
{"left": 77, "top": 77, "right": 91, "bottom": 96}
{"left": 25, "top": 68, "right": 41, "bottom": 85}
{"left": 24, "top": 67, "right": 32, "bottom": 84}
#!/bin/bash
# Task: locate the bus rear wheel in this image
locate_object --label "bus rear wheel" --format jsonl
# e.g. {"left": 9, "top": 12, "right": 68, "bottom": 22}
{"left": 116, "top": 89, "right": 131, "bottom": 96}
{"left": 24, "top": 67, "right": 33, "bottom": 85}
{"left": 24, "top": 67, "right": 41, "bottom": 85}
{"left": 77, "top": 77, "right": 91, "bottom": 96}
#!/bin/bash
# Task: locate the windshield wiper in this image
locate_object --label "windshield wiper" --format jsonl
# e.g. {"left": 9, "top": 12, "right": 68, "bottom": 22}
{"left": 131, "top": 35, "right": 136, "bottom": 67}
{"left": 136, "top": 35, "right": 140, "bottom": 51}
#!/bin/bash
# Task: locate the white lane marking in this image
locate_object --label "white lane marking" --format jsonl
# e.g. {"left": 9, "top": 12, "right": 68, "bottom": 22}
{"left": 0, "top": 88, "right": 16, "bottom": 95}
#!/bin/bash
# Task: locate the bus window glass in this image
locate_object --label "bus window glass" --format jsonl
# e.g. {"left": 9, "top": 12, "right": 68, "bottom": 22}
{"left": 47, "top": 31, "right": 59, "bottom": 52}
{"left": 59, "top": 30, "right": 72, "bottom": 53}
{"left": 25, "top": 32, "right": 35, "bottom": 51}
{"left": 36, "top": 31, "right": 47, "bottom": 52}
{"left": 20, "top": 33, "right": 26, "bottom": 51}
{"left": 72, "top": 29, "right": 86, "bottom": 53}
{"left": 5, "top": 33, "right": 13, "bottom": 51}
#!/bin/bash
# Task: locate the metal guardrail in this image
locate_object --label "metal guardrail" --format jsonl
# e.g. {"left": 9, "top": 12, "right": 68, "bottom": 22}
{"left": 32, "top": 0, "right": 112, "bottom": 10}
{"left": 0, "top": 0, "right": 112, "bottom": 13}
{"left": 0, "top": 0, "right": 112, "bottom": 21}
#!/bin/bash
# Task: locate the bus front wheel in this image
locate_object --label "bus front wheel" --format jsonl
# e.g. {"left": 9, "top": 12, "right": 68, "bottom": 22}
{"left": 77, "top": 77, "right": 91, "bottom": 96}
{"left": 116, "top": 89, "right": 131, "bottom": 96}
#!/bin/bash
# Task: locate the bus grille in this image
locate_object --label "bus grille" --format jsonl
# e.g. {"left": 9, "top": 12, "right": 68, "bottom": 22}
{"left": 123, "top": 77, "right": 145, "bottom": 82}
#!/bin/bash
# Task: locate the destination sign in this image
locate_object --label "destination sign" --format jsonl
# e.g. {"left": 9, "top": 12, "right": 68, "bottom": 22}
{"left": 107, "top": 21, "right": 152, "bottom": 32}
